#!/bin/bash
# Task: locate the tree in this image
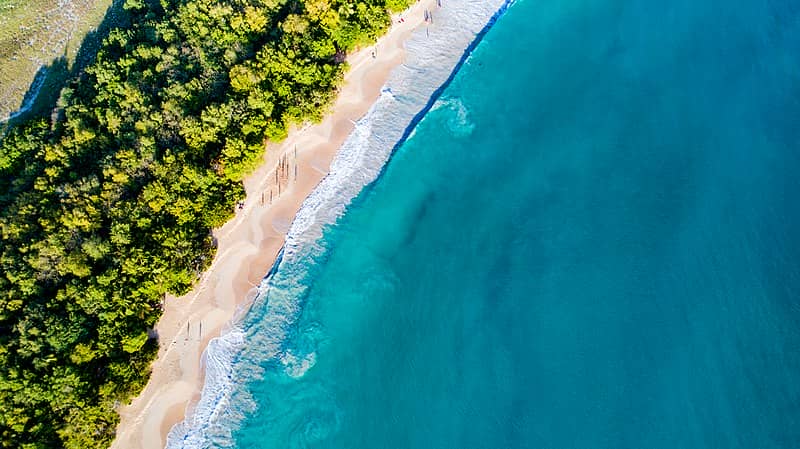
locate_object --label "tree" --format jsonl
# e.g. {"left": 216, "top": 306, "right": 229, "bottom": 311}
{"left": 0, "top": 0, "right": 407, "bottom": 446}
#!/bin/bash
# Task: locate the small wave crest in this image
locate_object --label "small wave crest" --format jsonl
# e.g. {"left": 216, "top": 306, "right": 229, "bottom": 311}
{"left": 166, "top": 0, "right": 516, "bottom": 447}
{"left": 434, "top": 96, "right": 476, "bottom": 137}
{"left": 281, "top": 350, "right": 317, "bottom": 379}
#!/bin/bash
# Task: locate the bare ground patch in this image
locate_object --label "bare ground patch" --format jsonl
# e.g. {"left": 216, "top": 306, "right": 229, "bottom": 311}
{"left": 0, "top": 0, "right": 125, "bottom": 121}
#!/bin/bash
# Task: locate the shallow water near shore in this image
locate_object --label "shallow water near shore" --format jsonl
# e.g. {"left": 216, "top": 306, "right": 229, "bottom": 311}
{"left": 180, "top": 0, "right": 800, "bottom": 447}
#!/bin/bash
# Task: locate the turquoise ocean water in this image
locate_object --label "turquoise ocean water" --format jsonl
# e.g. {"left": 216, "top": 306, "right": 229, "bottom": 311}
{"left": 173, "top": 0, "right": 800, "bottom": 447}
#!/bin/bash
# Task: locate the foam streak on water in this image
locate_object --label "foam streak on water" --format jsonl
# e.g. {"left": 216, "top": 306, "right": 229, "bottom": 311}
{"left": 165, "top": 1, "right": 512, "bottom": 447}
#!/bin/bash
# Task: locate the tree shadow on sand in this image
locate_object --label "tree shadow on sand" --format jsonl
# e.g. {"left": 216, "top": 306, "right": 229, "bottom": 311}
{"left": 2, "top": 0, "right": 130, "bottom": 130}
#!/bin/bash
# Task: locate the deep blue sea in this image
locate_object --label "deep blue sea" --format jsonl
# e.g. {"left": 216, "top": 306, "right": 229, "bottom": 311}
{"left": 173, "top": 0, "right": 800, "bottom": 447}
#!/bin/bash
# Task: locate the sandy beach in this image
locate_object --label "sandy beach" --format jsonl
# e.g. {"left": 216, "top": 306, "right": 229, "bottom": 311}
{"left": 112, "top": 2, "right": 437, "bottom": 448}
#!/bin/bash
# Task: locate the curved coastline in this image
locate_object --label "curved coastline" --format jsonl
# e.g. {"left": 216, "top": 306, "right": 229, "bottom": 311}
{"left": 113, "top": 0, "right": 513, "bottom": 448}
{"left": 111, "top": 3, "right": 437, "bottom": 447}
{"left": 170, "top": 0, "right": 516, "bottom": 447}
{"left": 168, "top": 0, "right": 516, "bottom": 447}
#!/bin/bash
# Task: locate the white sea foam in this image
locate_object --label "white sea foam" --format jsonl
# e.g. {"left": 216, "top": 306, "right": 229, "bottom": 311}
{"left": 281, "top": 350, "right": 317, "bottom": 379}
{"left": 434, "top": 96, "right": 476, "bottom": 137}
{"left": 166, "top": 1, "right": 514, "bottom": 447}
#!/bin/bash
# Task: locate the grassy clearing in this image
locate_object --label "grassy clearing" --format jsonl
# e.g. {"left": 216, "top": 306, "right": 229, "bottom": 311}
{"left": 0, "top": 0, "right": 125, "bottom": 121}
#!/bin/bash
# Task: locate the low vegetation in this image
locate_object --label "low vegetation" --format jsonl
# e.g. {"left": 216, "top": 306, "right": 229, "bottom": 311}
{"left": 0, "top": 0, "right": 409, "bottom": 446}
{"left": 0, "top": 0, "right": 123, "bottom": 121}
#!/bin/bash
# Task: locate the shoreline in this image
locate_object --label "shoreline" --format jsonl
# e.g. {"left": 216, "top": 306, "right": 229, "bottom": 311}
{"left": 111, "top": 2, "right": 437, "bottom": 448}
{"left": 169, "top": 0, "right": 516, "bottom": 443}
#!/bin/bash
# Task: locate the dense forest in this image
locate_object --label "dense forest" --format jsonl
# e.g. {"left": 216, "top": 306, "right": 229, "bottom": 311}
{"left": 0, "top": 0, "right": 410, "bottom": 446}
